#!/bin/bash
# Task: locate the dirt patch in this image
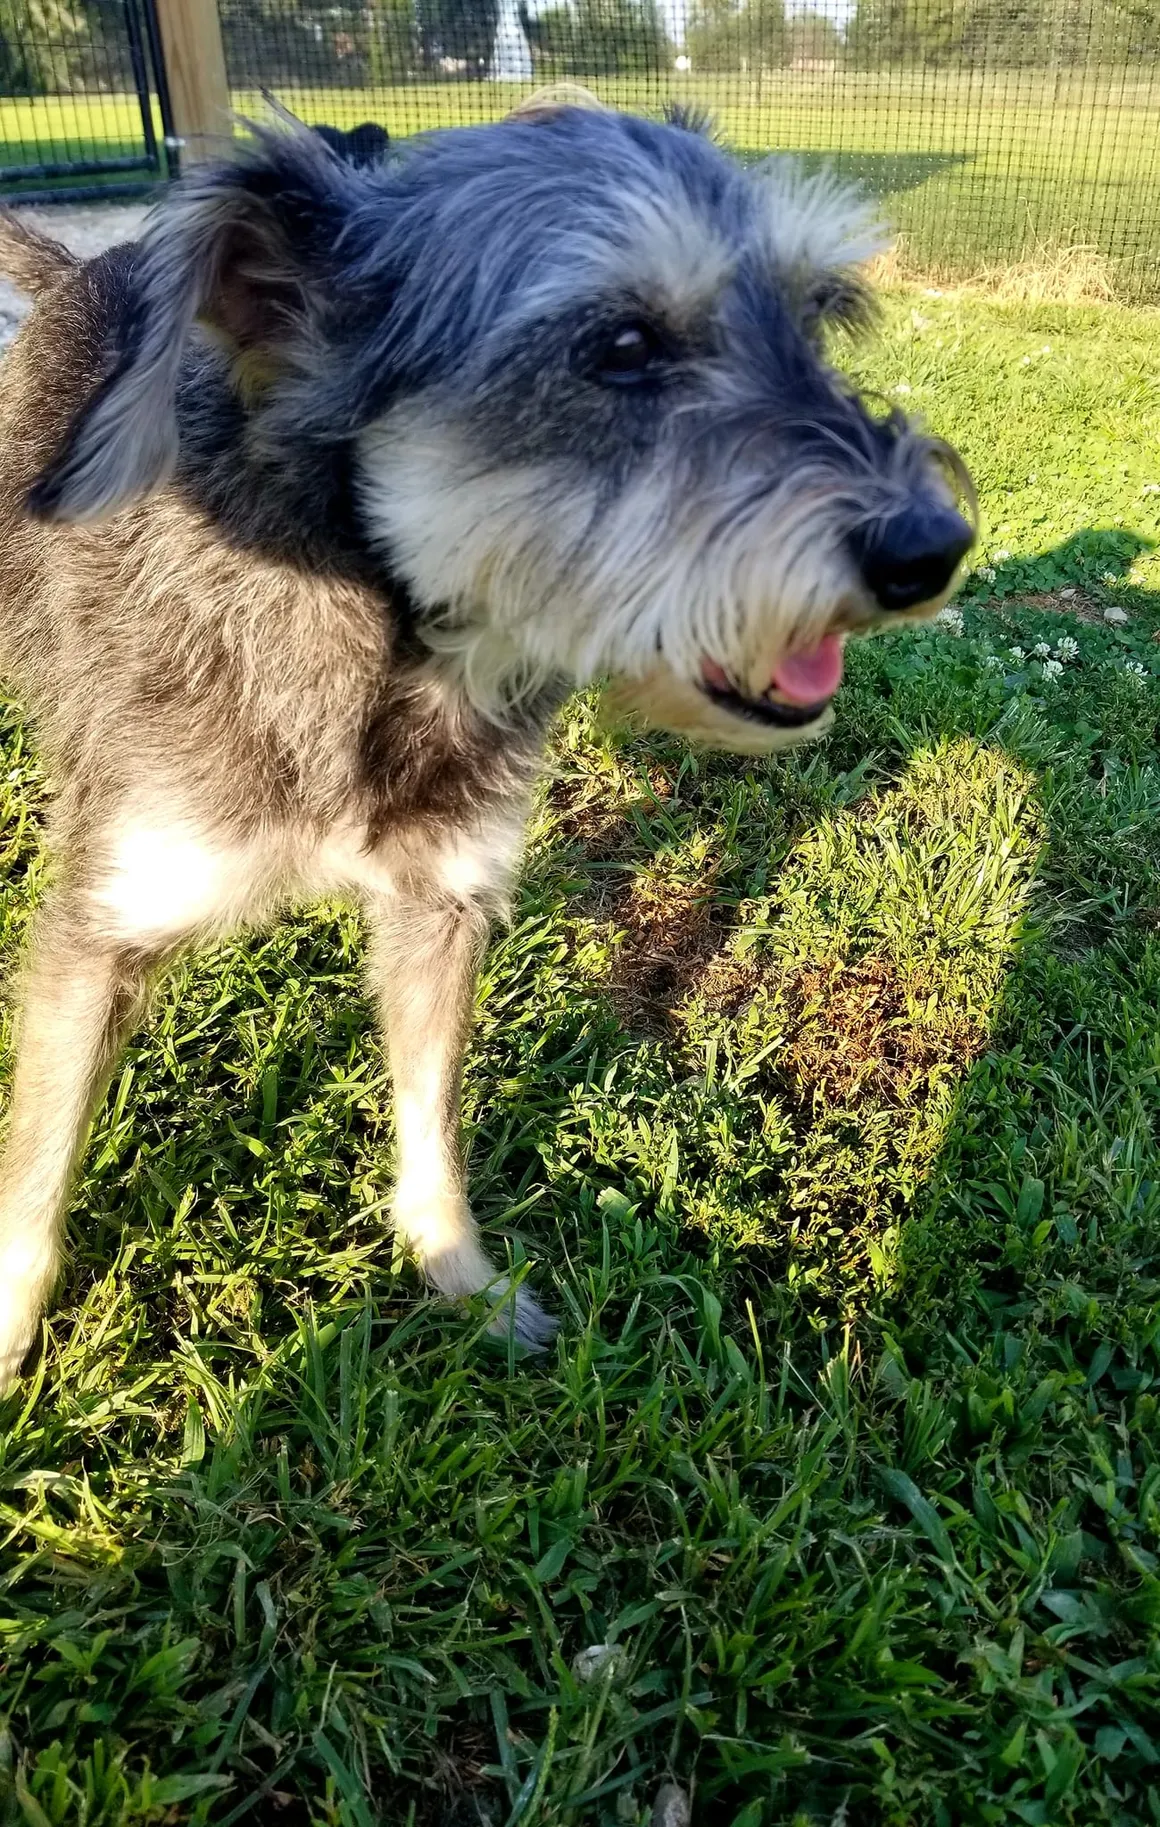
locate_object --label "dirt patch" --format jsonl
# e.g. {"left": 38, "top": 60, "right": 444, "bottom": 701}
{"left": 546, "top": 774, "right": 634, "bottom": 865}
{"left": 694, "top": 950, "right": 762, "bottom": 1016}
{"left": 779, "top": 955, "right": 986, "bottom": 1108}
{"left": 547, "top": 762, "right": 675, "bottom": 859}
{"left": 547, "top": 765, "right": 739, "bottom": 1030}
{"left": 607, "top": 866, "right": 730, "bottom": 1031}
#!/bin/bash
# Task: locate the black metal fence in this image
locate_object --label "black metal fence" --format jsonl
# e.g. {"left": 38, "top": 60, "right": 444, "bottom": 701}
{"left": 0, "top": 0, "right": 173, "bottom": 200}
{"left": 2, "top": 0, "right": 1159, "bottom": 297}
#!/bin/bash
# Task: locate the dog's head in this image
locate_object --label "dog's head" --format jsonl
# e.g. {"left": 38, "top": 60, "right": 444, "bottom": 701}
{"left": 28, "top": 108, "right": 973, "bottom": 754}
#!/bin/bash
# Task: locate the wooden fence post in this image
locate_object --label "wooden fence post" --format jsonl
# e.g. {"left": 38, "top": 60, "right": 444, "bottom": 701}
{"left": 152, "top": 0, "right": 232, "bottom": 166}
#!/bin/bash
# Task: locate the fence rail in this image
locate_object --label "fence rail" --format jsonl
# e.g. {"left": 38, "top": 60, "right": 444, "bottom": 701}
{"left": 1, "top": 0, "right": 1158, "bottom": 297}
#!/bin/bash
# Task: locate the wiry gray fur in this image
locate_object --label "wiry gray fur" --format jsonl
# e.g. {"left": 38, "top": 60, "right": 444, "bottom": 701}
{"left": 0, "top": 105, "right": 973, "bottom": 1387}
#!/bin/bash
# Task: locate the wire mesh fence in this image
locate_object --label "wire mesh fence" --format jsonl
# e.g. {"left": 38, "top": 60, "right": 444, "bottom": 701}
{"left": 0, "top": 0, "right": 171, "bottom": 200}
{"left": 1, "top": 0, "right": 1159, "bottom": 295}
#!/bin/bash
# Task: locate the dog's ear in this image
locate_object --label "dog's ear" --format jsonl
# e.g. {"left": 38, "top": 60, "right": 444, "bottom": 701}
{"left": 28, "top": 128, "right": 349, "bottom": 524}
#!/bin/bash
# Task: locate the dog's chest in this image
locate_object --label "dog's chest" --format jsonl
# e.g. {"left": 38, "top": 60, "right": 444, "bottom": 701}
{"left": 86, "top": 799, "right": 530, "bottom": 949}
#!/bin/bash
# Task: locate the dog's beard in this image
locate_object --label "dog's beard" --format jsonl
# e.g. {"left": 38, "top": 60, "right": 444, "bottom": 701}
{"left": 358, "top": 418, "right": 870, "bottom": 749}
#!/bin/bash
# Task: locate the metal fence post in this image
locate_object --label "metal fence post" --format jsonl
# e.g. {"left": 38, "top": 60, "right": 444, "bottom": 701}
{"left": 152, "top": 0, "right": 231, "bottom": 167}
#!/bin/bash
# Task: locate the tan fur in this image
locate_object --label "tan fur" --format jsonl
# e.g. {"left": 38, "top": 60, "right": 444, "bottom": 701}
{"left": 0, "top": 208, "right": 76, "bottom": 296}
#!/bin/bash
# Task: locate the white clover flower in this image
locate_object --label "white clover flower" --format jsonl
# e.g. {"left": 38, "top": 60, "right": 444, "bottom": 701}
{"left": 1032, "top": 642, "right": 1052, "bottom": 659}
{"left": 1142, "top": 483, "right": 1160, "bottom": 496}
{"left": 1101, "top": 571, "right": 1118, "bottom": 586}
{"left": 1007, "top": 646, "right": 1025, "bottom": 662}
{"left": 1041, "top": 658, "right": 1064, "bottom": 680}
{"left": 983, "top": 653, "right": 1005, "bottom": 669}
{"left": 994, "top": 549, "right": 1012, "bottom": 562}
{"left": 1021, "top": 355, "right": 1031, "bottom": 365}
{"left": 1124, "top": 660, "right": 1148, "bottom": 680}
{"left": 892, "top": 381, "right": 912, "bottom": 395}
{"left": 936, "top": 606, "right": 964, "bottom": 634}
{"left": 1055, "top": 636, "right": 1079, "bottom": 661}
{"left": 1040, "top": 344, "right": 1051, "bottom": 355}
{"left": 573, "top": 1643, "right": 622, "bottom": 1682}
{"left": 975, "top": 565, "right": 997, "bottom": 582}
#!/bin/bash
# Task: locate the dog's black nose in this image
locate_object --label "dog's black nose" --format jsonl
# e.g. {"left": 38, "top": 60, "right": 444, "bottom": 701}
{"left": 851, "top": 503, "right": 973, "bottom": 612}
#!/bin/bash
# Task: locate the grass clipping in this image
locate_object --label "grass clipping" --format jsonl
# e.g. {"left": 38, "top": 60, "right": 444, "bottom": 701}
{"left": 871, "top": 236, "right": 1117, "bottom": 305}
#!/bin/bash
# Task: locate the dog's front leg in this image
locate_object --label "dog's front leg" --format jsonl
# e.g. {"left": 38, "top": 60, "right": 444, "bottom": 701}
{"left": 366, "top": 890, "right": 556, "bottom": 1348}
{"left": 0, "top": 896, "right": 157, "bottom": 1389}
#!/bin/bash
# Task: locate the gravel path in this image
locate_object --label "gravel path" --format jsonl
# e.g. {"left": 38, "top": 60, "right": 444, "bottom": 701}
{"left": 0, "top": 202, "right": 147, "bottom": 349}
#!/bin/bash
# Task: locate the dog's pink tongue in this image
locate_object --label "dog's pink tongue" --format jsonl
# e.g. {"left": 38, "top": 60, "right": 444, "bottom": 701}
{"left": 770, "top": 634, "right": 844, "bottom": 705}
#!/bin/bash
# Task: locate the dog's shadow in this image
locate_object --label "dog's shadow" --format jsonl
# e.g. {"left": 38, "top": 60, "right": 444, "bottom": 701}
{"left": 737, "top": 146, "right": 969, "bottom": 200}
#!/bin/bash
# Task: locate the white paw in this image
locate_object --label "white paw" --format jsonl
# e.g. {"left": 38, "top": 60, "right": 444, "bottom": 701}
{"left": 393, "top": 1189, "right": 557, "bottom": 1347}
{"left": 0, "top": 1284, "right": 43, "bottom": 1395}
{"left": 486, "top": 1278, "right": 558, "bottom": 1352}
{"left": 0, "top": 1323, "right": 36, "bottom": 1395}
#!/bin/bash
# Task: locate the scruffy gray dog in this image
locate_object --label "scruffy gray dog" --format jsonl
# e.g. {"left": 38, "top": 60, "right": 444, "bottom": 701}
{"left": 0, "top": 102, "right": 972, "bottom": 1385}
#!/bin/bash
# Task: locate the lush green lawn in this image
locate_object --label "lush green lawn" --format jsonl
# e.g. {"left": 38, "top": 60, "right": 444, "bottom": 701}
{"left": 2, "top": 291, "right": 1160, "bottom": 1824}
{"left": 4, "top": 67, "right": 1160, "bottom": 292}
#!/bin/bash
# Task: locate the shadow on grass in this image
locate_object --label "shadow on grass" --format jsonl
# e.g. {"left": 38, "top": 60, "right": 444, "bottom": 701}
{"left": 965, "top": 525, "right": 1154, "bottom": 608}
{"left": 0, "top": 134, "right": 166, "bottom": 203}
{"left": 736, "top": 145, "right": 968, "bottom": 196}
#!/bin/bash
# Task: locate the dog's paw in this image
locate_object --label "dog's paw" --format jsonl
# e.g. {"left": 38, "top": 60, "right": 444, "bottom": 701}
{"left": 0, "top": 1325, "right": 35, "bottom": 1395}
{"left": 0, "top": 1291, "right": 40, "bottom": 1395}
{"left": 397, "top": 1198, "right": 558, "bottom": 1350}
{"left": 487, "top": 1279, "right": 558, "bottom": 1352}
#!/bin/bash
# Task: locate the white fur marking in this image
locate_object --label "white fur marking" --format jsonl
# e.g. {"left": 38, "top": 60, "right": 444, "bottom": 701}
{"left": 92, "top": 822, "right": 271, "bottom": 942}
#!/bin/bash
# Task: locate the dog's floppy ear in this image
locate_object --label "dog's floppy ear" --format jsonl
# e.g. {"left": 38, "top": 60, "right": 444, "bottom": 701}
{"left": 28, "top": 127, "right": 348, "bottom": 524}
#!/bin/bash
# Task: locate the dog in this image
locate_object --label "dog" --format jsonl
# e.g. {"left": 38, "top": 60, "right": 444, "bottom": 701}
{"left": 0, "top": 104, "right": 972, "bottom": 1386}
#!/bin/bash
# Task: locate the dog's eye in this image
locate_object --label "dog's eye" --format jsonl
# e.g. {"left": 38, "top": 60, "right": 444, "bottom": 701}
{"left": 590, "top": 320, "right": 665, "bottom": 386}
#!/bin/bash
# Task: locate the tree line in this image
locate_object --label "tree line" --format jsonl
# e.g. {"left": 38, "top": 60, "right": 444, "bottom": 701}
{"left": 3, "top": 0, "right": 1159, "bottom": 99}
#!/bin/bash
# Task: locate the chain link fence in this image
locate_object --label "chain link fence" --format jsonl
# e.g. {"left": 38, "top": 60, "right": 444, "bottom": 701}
{"left": 2, "top": 0, "right": 1159, "bottom": 294}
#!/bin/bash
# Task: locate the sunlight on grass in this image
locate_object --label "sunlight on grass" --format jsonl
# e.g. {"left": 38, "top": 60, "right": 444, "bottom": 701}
{"left": 680, "top": 739, "right": 1043, "bottom": 1291}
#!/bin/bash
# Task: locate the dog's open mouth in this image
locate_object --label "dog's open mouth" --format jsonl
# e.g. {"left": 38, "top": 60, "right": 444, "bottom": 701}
{"left": 699, "top": 634, "right": 844, "bottom": 729}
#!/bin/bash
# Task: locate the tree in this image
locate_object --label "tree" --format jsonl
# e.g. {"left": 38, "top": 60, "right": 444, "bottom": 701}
{"left": 0, "top": 0, "right": 83, "bottom": 96}
{"left": 686, "top": 0, "right": 787, "bottom": 71}
{"left": 842, "top": 0, "right": 1143, "bottom": 68}
{"left": 1090, "top": 0, "right": 1160, "bottom": 58}
{"left": 786, "top": 7, "right": 842, "bottom": 60}
{"left": 416, "top": 0, "right": 499, "bottom": 69}
{"left": 523, "top": 0, "right": 670, "bottom": 74}
{"left": 844, "top": 0, "right": 960, "bottom": 66}
{"left": 366, "top": 0, "right": 420, "bottom": 84}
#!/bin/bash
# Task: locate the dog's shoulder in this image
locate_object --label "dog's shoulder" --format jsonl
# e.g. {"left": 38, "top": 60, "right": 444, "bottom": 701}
{"left": 0, "top": 241, "right": 140, "bottom": 488}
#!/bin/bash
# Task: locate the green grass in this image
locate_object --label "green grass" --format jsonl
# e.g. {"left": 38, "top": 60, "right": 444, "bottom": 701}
{"left": 4, "top": 68, "right": 1160, "bottom": 294}
{"left": 3, "top": 291, "right": 1160, "bottom": 1825}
